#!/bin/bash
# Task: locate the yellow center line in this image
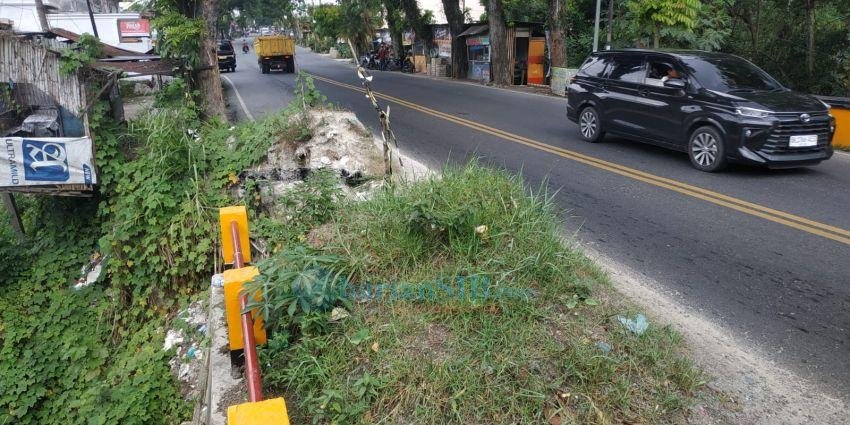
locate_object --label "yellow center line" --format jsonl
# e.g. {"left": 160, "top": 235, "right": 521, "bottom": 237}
{"left": 309, "top": 73, "right": 850, "bottom": 246}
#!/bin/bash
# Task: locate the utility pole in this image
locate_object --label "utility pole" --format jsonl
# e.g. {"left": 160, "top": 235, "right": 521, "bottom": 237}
{"left": 85, "top": 0, "right": 100, "bottom": 38}
{"left": 592, "top": 0, "right": 601, "bottom": 52}
{"left": 33, "top": 0, "right": 49, "bottom": 32}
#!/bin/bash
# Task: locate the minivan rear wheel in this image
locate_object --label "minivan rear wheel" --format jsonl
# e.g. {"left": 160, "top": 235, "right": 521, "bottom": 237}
{"left": 688, "top": 126, "right": 727, "bottom": 172}
{"left": 578, "top": 106, "right": 604, "bottom": 143}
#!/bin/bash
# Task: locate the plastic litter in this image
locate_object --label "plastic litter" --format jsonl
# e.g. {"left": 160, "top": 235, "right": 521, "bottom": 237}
{"left": 617, "top": 313, "right": 649, "bottom": 335}
{"left": 211, "top": 273, "right": 224, "bottom": 287}
{"left": 163, "top": 330, "right": 184, "bottom": 351}
{"left": 595, "top": 341, "right": 612, "bottom": 354}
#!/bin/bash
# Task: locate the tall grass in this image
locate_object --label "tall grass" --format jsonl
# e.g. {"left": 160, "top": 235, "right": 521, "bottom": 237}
{"left": 256, "top": 162, "right": 705, "bottom": 424}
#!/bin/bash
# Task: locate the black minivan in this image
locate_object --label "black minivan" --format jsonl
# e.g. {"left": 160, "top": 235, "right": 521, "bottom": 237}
{"left": 566, "top": 49, "right": 836, "bottom": 171}
{"left": 218, "top": 40, "right": 236, "bottom": 73}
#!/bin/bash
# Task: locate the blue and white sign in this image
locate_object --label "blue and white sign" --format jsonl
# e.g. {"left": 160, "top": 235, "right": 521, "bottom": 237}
{"left": 1, "top": 137, "right": 97, "bottom": 187}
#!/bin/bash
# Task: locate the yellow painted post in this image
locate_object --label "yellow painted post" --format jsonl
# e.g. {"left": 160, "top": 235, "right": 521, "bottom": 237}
{"left": 831, "top": 107, "right": 850, "bottom": 149}
{"left": 227, "top": 397, "right": 291, "bottom": 425}
{"left": 220, "top": 206, "right": 252, "bottom": 265}
{"left": 223, "top": 266, "right": 267, "bottom": 350}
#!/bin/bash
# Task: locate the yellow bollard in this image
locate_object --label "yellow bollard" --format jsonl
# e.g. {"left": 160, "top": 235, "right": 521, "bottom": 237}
{"left": 220, "top": 206, "right": 252, "bottom": 265}
{"left": 227, "top": 397, "right": 291, "bottom": 425}
{"left": 223, "top": 266, "right": 267, "bottom": 350}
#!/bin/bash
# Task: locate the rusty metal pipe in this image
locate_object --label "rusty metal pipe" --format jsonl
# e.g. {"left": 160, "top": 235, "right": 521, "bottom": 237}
{"left": 230, "top": 220, "right": 263, "bottom": 402}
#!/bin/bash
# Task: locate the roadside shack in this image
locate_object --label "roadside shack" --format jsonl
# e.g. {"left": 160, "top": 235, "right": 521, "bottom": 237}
{"left": 457, "top": 22, "right": 546, "bottom": 86}
{"left": 1, "top": 30, "right": 174, "bottom": 236}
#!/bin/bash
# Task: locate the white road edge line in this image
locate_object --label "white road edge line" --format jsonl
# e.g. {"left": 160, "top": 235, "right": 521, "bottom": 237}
{"left": 221, "top": 74, "right": 255, "bottom": 122}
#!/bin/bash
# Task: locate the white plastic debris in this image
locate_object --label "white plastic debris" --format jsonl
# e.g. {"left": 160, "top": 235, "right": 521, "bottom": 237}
{"left": 163, "top": 329, "right": 184, "bottom": 351}
{"left": 617, "top": 313, "right": 649, "bottom": 335}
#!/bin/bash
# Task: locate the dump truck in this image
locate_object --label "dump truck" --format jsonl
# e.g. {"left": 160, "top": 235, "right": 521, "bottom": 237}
{"left": 253, "top": 35, "right": 295, "bottom": 74}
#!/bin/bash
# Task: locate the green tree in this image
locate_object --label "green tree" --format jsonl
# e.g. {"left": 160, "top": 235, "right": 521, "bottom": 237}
{"left": 312, "top": 3, "right": 343, "bottom": 50}
{"left": 442, "top": 0, "right": 469, "bottom": 78}
{"left": 338, "top": 0, "right": 383, "bottom": 59}
{"left": 150, "top": 0, "right": 226, "bottom": 120}
{"left": 627, "top": 0, "right": 701, "bottom": 47}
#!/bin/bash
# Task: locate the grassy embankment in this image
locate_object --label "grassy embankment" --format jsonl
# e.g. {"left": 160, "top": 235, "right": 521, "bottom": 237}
{"left": 248, "top": 162, "right": 707, "bottom": 424}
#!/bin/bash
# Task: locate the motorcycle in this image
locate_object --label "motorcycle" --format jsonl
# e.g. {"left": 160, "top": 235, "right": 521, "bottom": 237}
{"left": 242, "top": 44, "right": 250, "bottom": 54}
{"left": 359, "top": 52, "right": 379, "bottom": 70}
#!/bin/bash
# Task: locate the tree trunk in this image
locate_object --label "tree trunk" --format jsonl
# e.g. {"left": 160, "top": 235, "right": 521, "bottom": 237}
{"left": 196, "top": 0, "right": 227, "bottom": 121}
{"left": 548, "top": 0, "right": 566, "bottom": 68}
{"left": 488, "top": 0, "right": 511, "bottom": 86}
{"left": 605, "top": 0, "right": 614, "bottom": 48}
{"left": 384, "top": 0, "right": 405, "bottom": 58}
{"left": 443, "top": 0, "right": 468, "bottom": 78}
{"left": 652, "top": 23, "right": 660, "bottom": 48}
{"left": 33, "top": 0, "right": 49, "bottom": 31}
{"left": 805, "top": 0, "right": 815, "bottom": 76}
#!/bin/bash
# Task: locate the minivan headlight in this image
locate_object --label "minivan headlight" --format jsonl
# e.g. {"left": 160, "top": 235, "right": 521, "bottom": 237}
{"left": 735, "top": 107, "right": 772, "bottom": 118}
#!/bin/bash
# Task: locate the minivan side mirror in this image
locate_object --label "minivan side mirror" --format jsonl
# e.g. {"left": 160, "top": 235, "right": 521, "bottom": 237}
{"left": 663, "top": 78, "right": 687, "bottom": 89}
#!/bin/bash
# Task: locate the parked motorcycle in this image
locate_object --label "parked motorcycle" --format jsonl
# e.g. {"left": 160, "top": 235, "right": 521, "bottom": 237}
{"left": 359, "top": 52, "right": 379, "bottom": 70}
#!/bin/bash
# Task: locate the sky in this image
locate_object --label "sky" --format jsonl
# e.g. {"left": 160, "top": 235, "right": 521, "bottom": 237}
{"left": 418, "top": 0, "right": 486, "bottom": 24}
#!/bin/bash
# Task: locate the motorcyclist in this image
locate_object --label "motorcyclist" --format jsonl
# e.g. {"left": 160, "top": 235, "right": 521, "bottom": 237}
{"left": 242, "top": 41, "right": 249, "bottom": 53}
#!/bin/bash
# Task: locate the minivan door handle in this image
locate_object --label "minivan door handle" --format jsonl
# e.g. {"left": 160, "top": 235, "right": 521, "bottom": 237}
{"left": 638, "top": 88, "right": 649, "bottom": 96}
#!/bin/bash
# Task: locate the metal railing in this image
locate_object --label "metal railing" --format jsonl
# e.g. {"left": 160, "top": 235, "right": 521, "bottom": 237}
{"left": 229, "top": 220, "right": 263, "bottom": 402}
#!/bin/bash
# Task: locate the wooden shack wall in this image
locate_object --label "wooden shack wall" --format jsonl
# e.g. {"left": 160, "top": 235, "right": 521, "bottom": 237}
{"left": 0, "top": 35, "right": 87, "bottom": 114}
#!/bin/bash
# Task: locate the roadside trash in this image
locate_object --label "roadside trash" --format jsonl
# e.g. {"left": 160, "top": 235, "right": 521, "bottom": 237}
{"left": 163, "top": 330, "right": 184, "bottom": 351}
{"left": 211, "top": 273, "right": 224, "bottom": 287}
{"left": 617, "top": 313, "right": 649, "bottom": 335}
{"left": 73, "top": 252, "right": 105, "bottom": 290}
{"left": 330, "top": 307, "right": 350, "bottom": 322}
{"left": 186, "top": 345, "right": 199, "bottom": 360}
{"left": 197, "top": 324, "right": 207, "bottom": 335}
{"left": 595, "top": 341, "right": 612, "bottom": 354}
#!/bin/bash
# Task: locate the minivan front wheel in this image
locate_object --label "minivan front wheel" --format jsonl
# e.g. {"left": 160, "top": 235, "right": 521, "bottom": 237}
{"left": 688, "top": 126, "right": 727, "bottom": 172}
{"left": 578, "top": 106, "right": 604, "bottom": 143}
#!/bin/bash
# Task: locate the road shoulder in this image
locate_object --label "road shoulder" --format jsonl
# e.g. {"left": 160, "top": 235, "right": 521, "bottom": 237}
{"left": 582, "top": 245, "right": 848, "bottom": 424}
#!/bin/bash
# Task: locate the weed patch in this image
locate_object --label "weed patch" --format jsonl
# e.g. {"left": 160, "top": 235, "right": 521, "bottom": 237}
{"left": 0, "top": 97, "right": 308, "bottom": 423}
{"left": 253, "top": 162, "right": 706, "bottom": 423}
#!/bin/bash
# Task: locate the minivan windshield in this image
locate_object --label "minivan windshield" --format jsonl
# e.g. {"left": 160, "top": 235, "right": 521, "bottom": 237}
{"left": 683, "top": 56, "right": 783, "bottom": 93}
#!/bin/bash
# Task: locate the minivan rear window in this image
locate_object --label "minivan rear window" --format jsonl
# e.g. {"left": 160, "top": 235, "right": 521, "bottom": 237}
{"left": 608, "top": 55, "right": 646, "bottom": 83}
{"left": 579, "top": 55, "right": 610, "bottom": 78}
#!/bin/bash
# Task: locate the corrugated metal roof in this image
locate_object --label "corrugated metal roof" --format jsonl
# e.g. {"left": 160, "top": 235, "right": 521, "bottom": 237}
{"left": 457, "top": 25, "right": 488, "bottom": 37}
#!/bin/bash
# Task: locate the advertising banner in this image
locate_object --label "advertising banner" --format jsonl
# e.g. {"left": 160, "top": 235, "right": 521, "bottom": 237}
{"left": 118, "top": 19, "right": 151, "bottom": 38}
{"left": 1, "top": 137, "right": 97, "bottom": 188}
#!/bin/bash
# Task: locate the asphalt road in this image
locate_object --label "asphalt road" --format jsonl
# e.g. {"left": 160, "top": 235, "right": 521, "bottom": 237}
{"left": 224, "top": 42, "right": 850, "bottom": 397}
